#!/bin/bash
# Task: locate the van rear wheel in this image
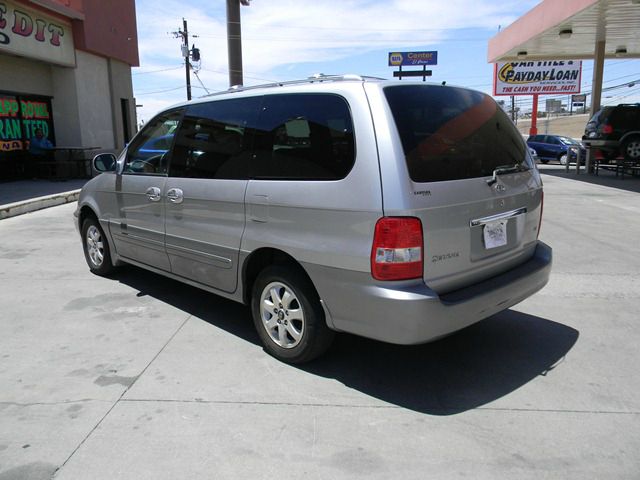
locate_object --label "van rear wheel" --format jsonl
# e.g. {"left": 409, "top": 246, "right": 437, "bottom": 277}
{"left": 251, "top": 266, "right": 334, "bottom": 364}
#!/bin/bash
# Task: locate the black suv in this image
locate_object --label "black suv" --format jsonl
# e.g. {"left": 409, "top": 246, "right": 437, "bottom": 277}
{"left": 583, "top": 104, "right": 640, "bottom": 161}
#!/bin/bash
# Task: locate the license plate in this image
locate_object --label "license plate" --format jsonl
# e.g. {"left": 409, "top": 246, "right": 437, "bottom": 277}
{"left": 483, "top": 220, "right": 507, "bottom": 249}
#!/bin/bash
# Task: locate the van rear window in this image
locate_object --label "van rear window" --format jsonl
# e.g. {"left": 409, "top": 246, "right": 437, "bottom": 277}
{"left": 384, "top": 85, "right": 529, "bottom": 183}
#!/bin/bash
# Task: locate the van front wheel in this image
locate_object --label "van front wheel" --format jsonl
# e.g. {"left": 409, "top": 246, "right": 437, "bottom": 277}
{"left": 251, "top": 266, "right": 334, "bottom": 364}
{"left": 81, "top": 217, "right": 115, "bottom": 276}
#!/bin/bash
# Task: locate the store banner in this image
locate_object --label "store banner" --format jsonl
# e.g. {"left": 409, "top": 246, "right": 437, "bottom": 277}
{"left": 0, "top": 94, "right": 55, "bottom": 152}
{"left": 493, "top": 61, "right": 582, "bottom": 96}
{"left": 0, "top": 0, "right": 75, "bottom": 66}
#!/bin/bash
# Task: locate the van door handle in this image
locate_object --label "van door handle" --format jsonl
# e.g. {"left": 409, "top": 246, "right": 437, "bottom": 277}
{"left": 145, "top": 187, "right": 162, "bottom": 202}
{"left": 166, "top": 188, "right": 184, "bottom": 204}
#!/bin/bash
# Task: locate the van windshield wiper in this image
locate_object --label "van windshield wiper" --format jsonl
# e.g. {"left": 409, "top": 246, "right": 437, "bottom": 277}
{"left": 486, "top": 164, "right": 524, "bottom": 185}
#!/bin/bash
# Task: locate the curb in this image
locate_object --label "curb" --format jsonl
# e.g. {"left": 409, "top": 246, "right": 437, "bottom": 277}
{"left": 0, "top": 189, "right": 81, "bottom": 220}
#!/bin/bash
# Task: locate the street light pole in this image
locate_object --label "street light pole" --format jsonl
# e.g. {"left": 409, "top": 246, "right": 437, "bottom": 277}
{"left": 226, "top": 0, "right": 249, "bottom": 87}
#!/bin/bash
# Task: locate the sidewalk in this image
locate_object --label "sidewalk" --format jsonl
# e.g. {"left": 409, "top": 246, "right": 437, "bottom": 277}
{"left": 0, "top": 179, "right": 88, "bottom": 220}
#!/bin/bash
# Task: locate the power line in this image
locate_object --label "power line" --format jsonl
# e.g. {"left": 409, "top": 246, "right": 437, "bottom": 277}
{"left": 602, "top": 85, "right": 640, "bottom": 105}
{"left": 192, "top": 70, "right": 211, "bottom": 95}
{"left": 136, "top": 86, "right": 185, "bottom": 96}
{"left": 242, "top": 23, "right": 485, "bottom": 33}
{"left": 199, "top": 67, "right": 280, "bottom": 83}
{"left": 195, "top": 32, "right": 489, "bottom": 44}
{"left": 133, "top": 66, "right": 183, "bottom": 76}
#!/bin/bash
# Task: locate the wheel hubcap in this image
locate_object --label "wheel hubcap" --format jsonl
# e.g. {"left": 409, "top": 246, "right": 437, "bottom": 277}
{"left": 259, "top": 281, "right": 304, "bottom": 349}
{"left": 627, "top": 141, "right": 640, "bottom": 159}
{"left": 86, "top": 225, "right": 104, "bottom": 267}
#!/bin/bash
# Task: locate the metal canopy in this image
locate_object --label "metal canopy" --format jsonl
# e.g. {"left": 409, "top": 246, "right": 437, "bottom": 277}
{"left": 488, "top": 0, "right": 640, "bottom": 63}
{"left": 488, "top": 0, "right": 640, "bottom": 173}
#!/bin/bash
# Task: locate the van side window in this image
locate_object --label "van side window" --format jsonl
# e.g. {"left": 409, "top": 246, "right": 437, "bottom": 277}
{"left": 123, "top": 111, "right": 182, "bottom": 175}
{"left": 251, "top": 94, "right": 355, "bottom": 180}
{"left": 169, "top": 98, "right": 260, "bottom": 180}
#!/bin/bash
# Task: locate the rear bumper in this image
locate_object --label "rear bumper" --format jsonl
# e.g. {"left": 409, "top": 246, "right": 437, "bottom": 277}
{"left": 583, "top": 139, "right": 619, "bottom": 151}
{"left": 306, "top": 241, "right": 552, "bottom": 345}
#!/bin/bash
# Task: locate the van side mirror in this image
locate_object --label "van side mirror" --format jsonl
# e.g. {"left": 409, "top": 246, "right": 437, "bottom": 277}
{"left": 93, "top": 153, "right": 117, "bottom": 173}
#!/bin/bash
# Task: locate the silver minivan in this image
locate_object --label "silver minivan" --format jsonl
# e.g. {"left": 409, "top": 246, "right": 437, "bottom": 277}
{"left": 75, "top": 75, "right": 552, "bottom": 363}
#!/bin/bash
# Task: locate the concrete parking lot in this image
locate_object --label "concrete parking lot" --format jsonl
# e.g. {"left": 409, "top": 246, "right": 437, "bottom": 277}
{"left": 1, "top": 167, "right": 639, "bottom": 479}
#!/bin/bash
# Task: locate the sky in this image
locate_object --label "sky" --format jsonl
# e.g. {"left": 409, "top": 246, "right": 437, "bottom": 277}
{"left": 132, "top": 0, "right": 640, "bottom": 124}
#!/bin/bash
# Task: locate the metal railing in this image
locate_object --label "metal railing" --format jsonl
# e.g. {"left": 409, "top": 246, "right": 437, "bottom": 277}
{"left": 566, "top": 145, "right": 583, "bottom": 174}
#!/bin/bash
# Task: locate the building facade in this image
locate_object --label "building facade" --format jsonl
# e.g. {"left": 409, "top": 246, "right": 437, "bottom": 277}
{"left": 0, "top": 0, "right": 139, "bottom": 179}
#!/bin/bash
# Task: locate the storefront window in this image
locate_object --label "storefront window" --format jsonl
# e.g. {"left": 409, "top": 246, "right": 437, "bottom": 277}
{"left": 0, "top": 92, "right": 55, "bottom": 154}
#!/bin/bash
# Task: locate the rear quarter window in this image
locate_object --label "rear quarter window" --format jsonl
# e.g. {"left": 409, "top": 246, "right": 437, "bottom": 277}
{"left": 251, "top": 93, "right": 355, "bottom": 181}
{"left": 384, "top": 85, "right": 529, "bottom": 182}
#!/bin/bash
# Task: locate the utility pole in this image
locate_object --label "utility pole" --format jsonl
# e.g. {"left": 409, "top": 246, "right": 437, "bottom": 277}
{"left": 511, "top": 95, "right": 516, "bottom": 122}
{"left": 569, "top": 95, "right": 573, "bottom": 115}
{"left": 173, "top": 20, "right": 202, "bottom": 101}
{"left": 182, "top": 19, "right": 192, "bottom": 100}
{"left": 173, "top": 19, "right": 192, "bottom": 100}
{"left": 226, "top": 0, "right": 250, "bottom": 87}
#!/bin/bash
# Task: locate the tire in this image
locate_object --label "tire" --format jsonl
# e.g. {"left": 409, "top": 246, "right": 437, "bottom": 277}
{"left": 559, "top": 154, "right": 568, "bottom": 166}
{"left": 540, "top": 159, "right": 550, "bottom": 164}
{"left": 251, "top": 265, "right": 334, "bottom": 364}
{"left": 622, "top": 136, "right": 640, "bottom": 162}
{"left": 81, "top": 217, "right": 115, "bottom": 276}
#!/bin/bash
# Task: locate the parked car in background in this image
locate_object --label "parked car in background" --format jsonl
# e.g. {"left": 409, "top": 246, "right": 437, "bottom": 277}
{"left": 527, "top": 134, "right": 586, "bottom": 165}
{"left": 583, "top": 104, "right": 640, "bottom": 162}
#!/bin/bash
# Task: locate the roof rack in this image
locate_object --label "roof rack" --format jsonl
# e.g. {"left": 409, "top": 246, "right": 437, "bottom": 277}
{"left": 203, "top": 74, "right": 385, "bottom": 98}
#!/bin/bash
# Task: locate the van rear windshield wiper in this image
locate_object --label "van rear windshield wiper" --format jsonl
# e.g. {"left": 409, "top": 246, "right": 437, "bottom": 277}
{"left": 486, "top": 164, "right": 524, "bottom": 185}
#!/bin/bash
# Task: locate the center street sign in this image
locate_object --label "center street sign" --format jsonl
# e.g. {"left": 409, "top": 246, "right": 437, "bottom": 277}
{"left": 388, "top": 51, "right": 438, "bottom": 67}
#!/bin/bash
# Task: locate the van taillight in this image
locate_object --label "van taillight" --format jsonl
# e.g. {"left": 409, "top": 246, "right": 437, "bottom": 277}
{"left": 537, "top": 191, "right": 544, "bottom": 239}
{"left": 371, "top": 217, "right": 423, "bottom": 281}
{"left": 602, "top": 124, "right": 613, "bottom": 134}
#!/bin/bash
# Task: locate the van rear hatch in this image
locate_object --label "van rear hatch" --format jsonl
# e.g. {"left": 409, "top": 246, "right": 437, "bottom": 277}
{"left": 380, "top": 84, "right": 543, "bottom": 294}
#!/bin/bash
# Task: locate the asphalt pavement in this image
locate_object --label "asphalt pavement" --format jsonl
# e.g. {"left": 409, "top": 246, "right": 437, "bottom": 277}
{"left": 0, "top": 167, "right": 639, "bottom": 479}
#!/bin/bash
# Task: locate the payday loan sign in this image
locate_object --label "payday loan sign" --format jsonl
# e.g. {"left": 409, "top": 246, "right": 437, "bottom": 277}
{"left": 0, "top": 0, "right": 75, "bottom": 67}
{"left": 493, "top": 60, "right": 582, "bottom": 96}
